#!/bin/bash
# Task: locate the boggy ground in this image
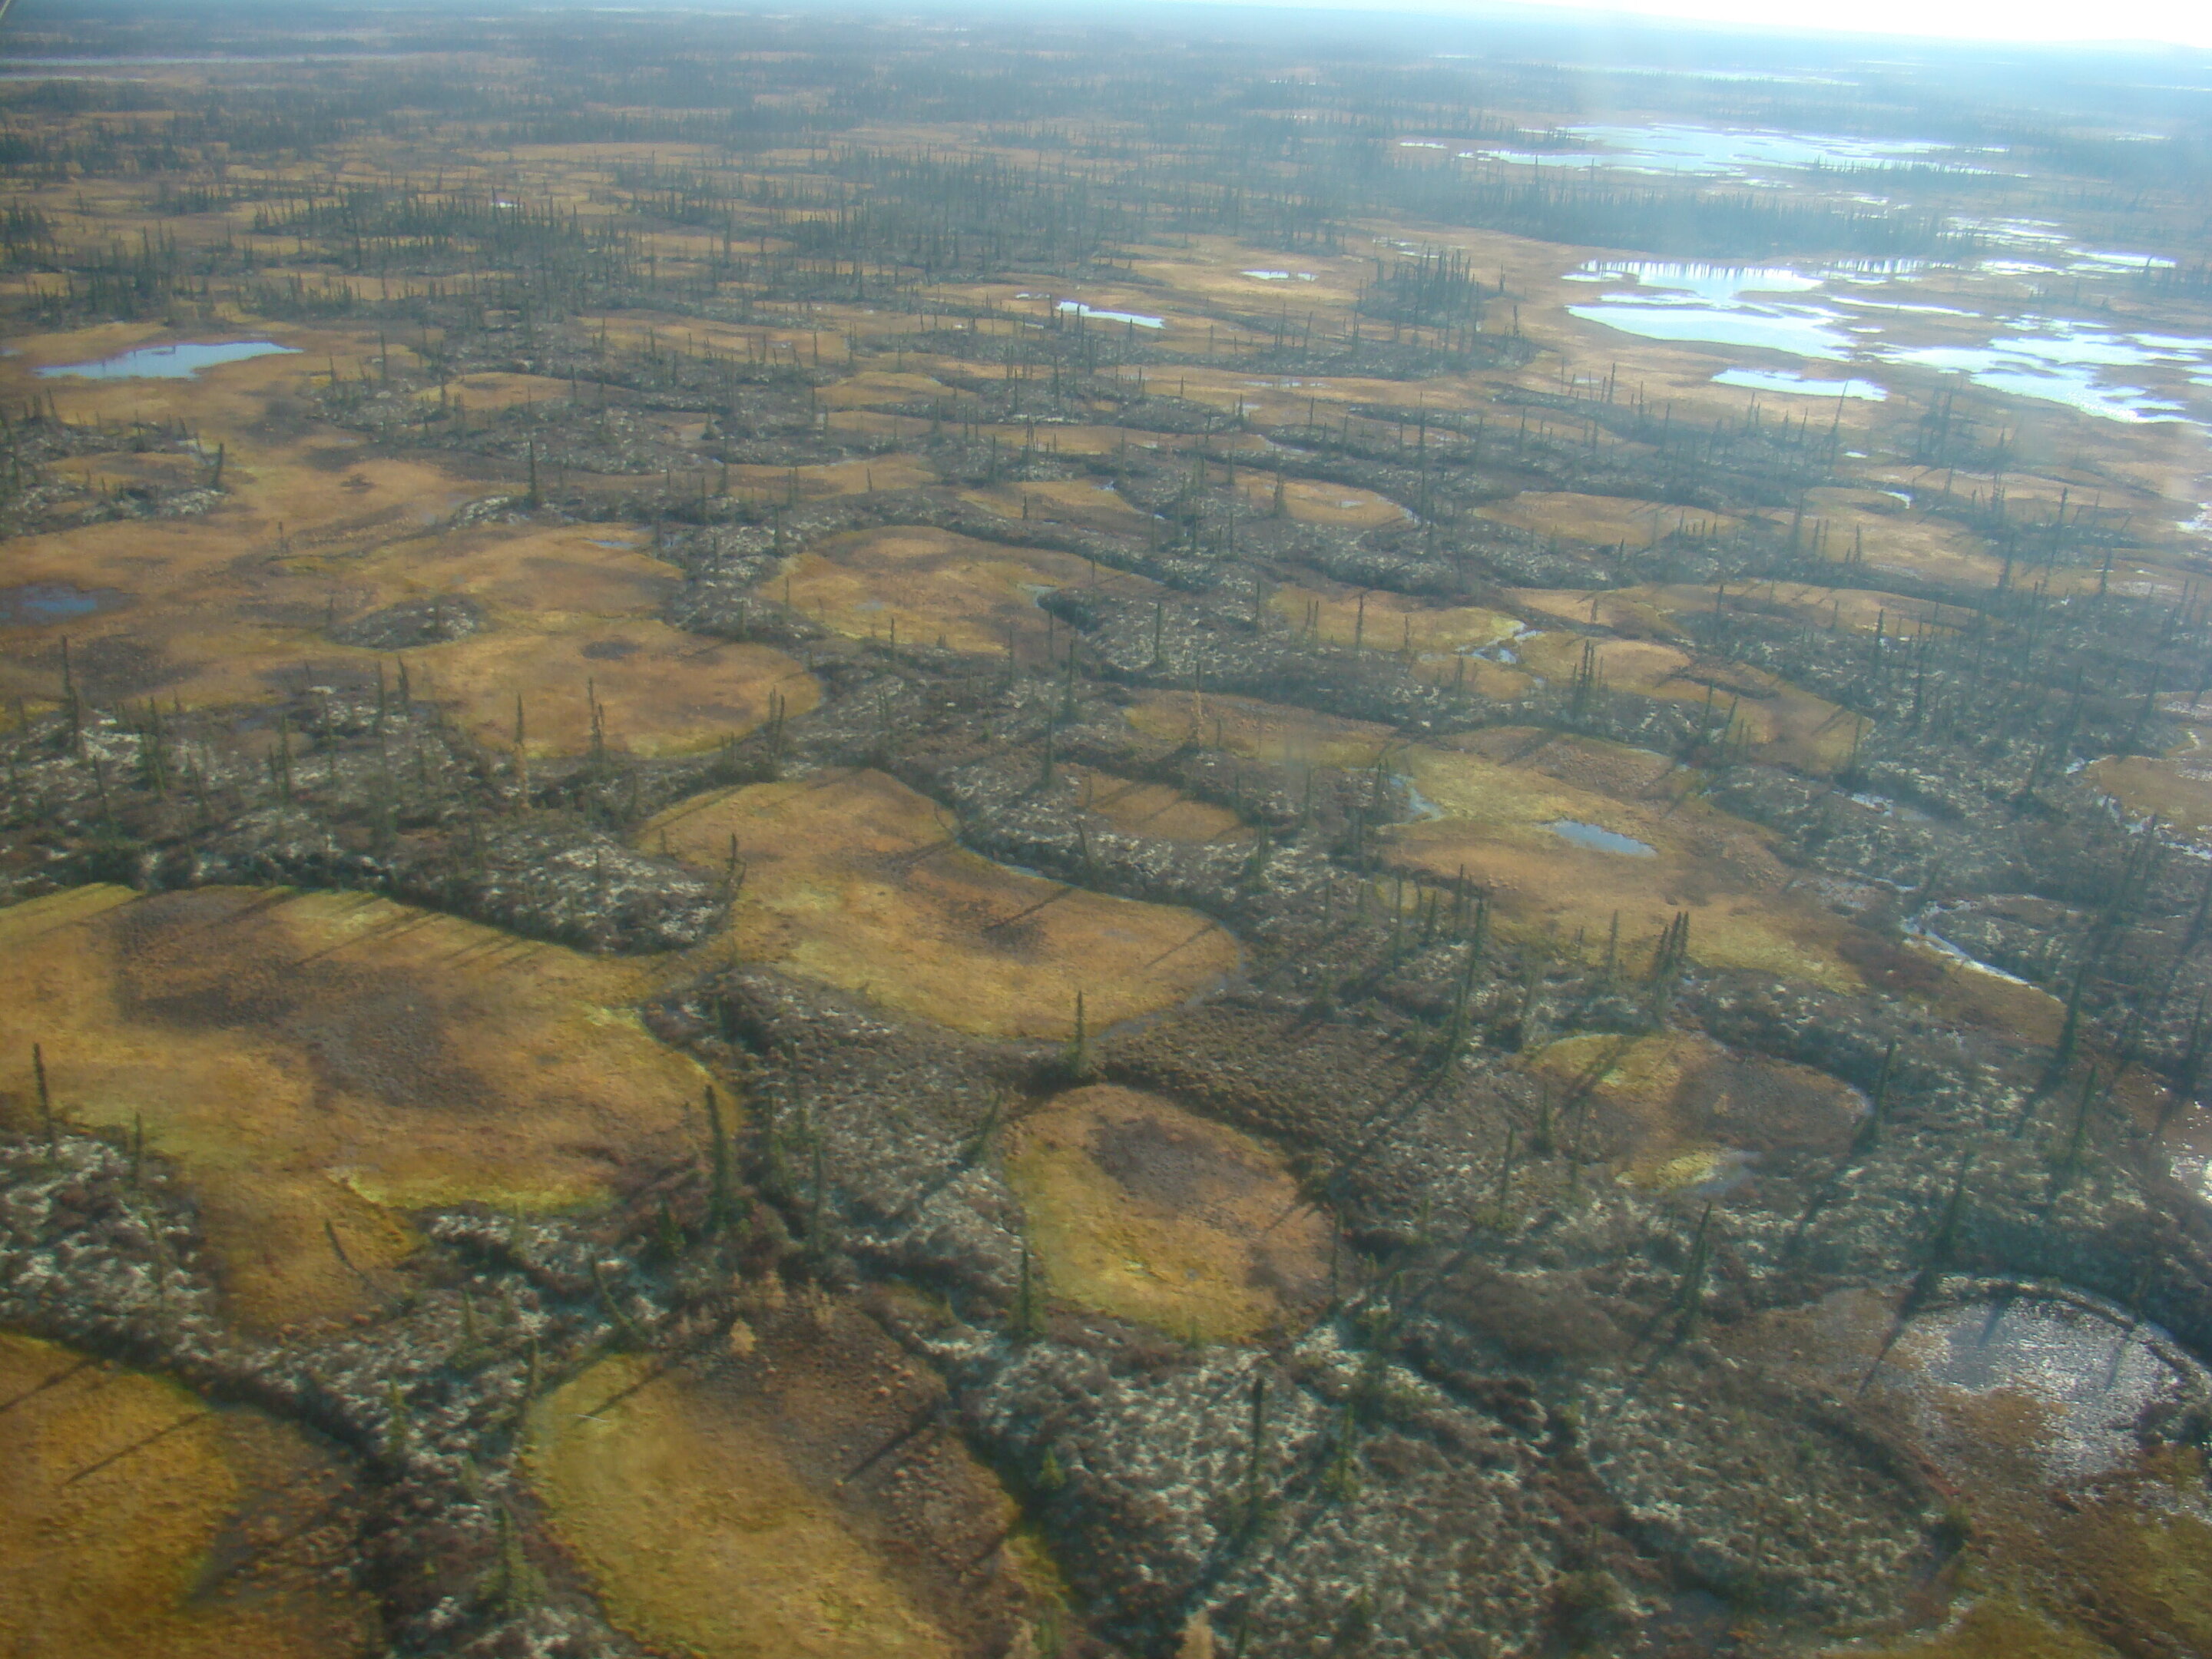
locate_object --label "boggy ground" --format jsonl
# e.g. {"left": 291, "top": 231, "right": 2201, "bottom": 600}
{"left": 4, "top": 9, "right": 2212, "bottom": 1659}
{"left": 0, "top": 884, "right": 708, "bottom": 1330}
{"left": 1002, "top": 1084, "right": 1331, "bottom": 1342}
{"left": 641, "top": 768, "right": 1240, "bottom": 1038}
{"left": 0, "top": 1330, "right": 378, "bottom": 1659}
{"left": 525, "top": 1296, "right": 1054, "bottom": 1659}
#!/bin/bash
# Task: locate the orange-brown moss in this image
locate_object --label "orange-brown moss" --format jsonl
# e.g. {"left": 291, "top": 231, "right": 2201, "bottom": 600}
{"left": 1004, "top": 1084, "right": 1330, "bottom": 1340}
{"left": 643, "top": 770, "right": 1239, "bottom": 1038}
{"left": 0, "top": 886, "right": 707, "bottom": 1330}
{"left": 778, "top": 524, "right": 1157, "bottom": 657}
{"left": 1062, "top": 765, "right": 1250, "bottom": 844}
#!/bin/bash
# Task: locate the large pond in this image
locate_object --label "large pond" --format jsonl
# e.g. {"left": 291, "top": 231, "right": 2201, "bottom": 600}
{"left": 1883, "top": 326, "right": 2209, "bottom": 425}
{"left": 1565, "top": 262, "right": 1884, "bottom": 363}
{"left": 1564, "top": 258, "right": 2212, "bottom": 429}
{"left": 1712, "top": 368, "right": 1888, "bottom": 399}
{"left": 1416, "top": 124, "right": 1984, "bottom": 181}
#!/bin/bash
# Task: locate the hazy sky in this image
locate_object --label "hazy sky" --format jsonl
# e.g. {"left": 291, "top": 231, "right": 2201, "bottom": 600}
{"left": 1515, "top": 0, "right": 2212, "bottom": 45}
{"left": 1215, "top": 0, "right": 2212, "bottom": 49}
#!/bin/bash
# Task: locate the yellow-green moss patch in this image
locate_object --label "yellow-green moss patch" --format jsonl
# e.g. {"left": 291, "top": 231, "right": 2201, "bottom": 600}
{"left": 0, "top": 1332, "right": 377, "bottom": 1659}
{"left": 525, "top": 1303, "right": 1041, "bottom": 1659}
{"left": 1005, "top": 1084, "right": 1329, "bottom": 1340}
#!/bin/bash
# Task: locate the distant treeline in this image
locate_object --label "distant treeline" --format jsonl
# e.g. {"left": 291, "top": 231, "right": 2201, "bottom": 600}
{"left": 0, "top": 5, "right": 2202, "bottom": 323}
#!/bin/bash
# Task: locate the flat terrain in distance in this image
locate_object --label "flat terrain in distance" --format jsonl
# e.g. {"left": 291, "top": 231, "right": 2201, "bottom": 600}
{"left": 3, "top": 6, "right": 2212, "bottom": 1657}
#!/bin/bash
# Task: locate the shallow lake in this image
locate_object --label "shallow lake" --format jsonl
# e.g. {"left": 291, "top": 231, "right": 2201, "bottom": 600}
{"left": 1880, "top": 326, "right": 2210, "bottom": 424}
{"left": 1463, "top": 124, "right": 1976, "bottom": 180}
{"left": 1713, "top": 368, "right": 1887, "bottom": 399}
{"left": 1565, "top": 258, "right": 2211, "bottom": 426}
{"left": 1565, "top": 262, "right": 1869, "bottom": 361}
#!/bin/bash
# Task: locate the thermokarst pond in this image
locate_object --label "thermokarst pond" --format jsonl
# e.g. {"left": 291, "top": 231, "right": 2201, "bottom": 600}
{"left": 1548, "top": 817, "right": 1658, "bottom": 856}
{"left": 1567, "top": 267, "right": 1863, "bottom": 359}
{"left": 35, "top": 339, "right": 300, "bottom": 379}
{"left": 0, "top": 582, "right": 122, "bottom": 624}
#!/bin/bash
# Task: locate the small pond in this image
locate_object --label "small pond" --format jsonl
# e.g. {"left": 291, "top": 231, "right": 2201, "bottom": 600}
{"left": 38, "top": 339, "right": 300, "bottom": 379}
{"left": 1056, "top": 302, "right": 1165, "bottom": 329}
{"left": 1548, "top": 819, "right": 1656, "bottom": 856}
{"left": 0, "top": 582, "right": 124, "bottom": 625}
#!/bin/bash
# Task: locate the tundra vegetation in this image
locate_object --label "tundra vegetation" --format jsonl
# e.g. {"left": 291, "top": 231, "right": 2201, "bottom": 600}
{"left": 3, "top": 4, "right": 2212, "bottom": 1657}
